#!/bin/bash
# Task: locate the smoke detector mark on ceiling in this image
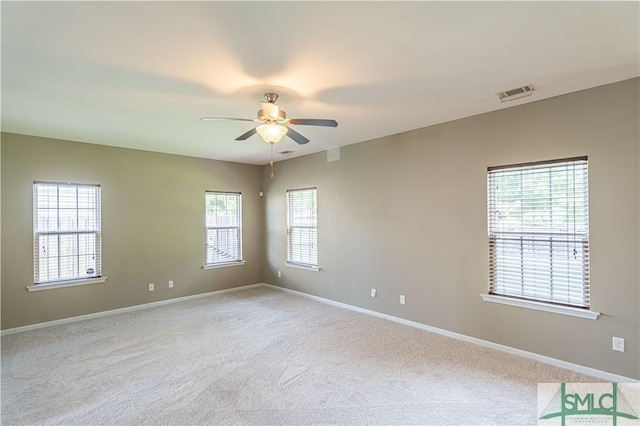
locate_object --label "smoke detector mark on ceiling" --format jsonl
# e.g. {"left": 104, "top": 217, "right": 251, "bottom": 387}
{"left": 497, "top": 84, "right": 534, "bottom": 102}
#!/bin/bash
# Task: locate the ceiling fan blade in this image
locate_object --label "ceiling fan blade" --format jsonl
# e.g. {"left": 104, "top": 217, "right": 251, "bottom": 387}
{"left": 201, "top": 117, "right": 255, "bottom": 122}
{"left": 288, "top": 119, "right": 338, "bottom": 127}
{"left": 235, "top": 127, "right": 258, "bottom": 141}
{"left": 286, "top": 127, "right": 310, "bottom": 145}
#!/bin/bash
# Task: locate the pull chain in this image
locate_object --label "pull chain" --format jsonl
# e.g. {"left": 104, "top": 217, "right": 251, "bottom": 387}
{"left": 270, "top": 142, "right": 275, "bottom": 179}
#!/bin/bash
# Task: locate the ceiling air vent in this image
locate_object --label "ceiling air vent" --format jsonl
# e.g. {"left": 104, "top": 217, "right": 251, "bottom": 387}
{"left": 279, "top": 150, "right": 295, "bottom": 157}
{"left": 497, "top": 84, "right": 534, "bottom": 102}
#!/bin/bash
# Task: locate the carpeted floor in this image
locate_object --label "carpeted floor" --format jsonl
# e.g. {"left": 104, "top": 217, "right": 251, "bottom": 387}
{"left": 1, "top": 286, "right": 599, "bottom": 425}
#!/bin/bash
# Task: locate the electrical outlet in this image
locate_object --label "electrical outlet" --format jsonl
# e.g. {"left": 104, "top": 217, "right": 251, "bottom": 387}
{"left": 148, "top": 283, "right": 154, "bottom": 292}
{"left": 168, "top": 280, "right": 174, "bottom": 288}
{"left": 612, "top": 337, "right": 625, "bottom": 352}
{"left": 371, "top": 288, "right": 377, "bottom": 298}
{"left": 277, "top": 271, "right": 282, "bottom": 278}
{"left": 400, "top": 295, "right": 406, "bottom": 305}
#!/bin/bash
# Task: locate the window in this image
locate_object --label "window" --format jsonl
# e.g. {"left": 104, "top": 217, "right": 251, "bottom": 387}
{"left": 487, "top": 157, "right": 589, "bottom": 308}
{"left": 287, "top": 187, "right": 318, "bottom": 268}
{"left": 33, "top": 182, "right": 102, "bottom": 284}
{"left": 205, "top": 191, "right": 243, "bottom": 267}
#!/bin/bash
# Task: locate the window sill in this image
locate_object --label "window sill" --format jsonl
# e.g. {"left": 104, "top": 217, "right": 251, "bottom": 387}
{"left": 27, "top": 277, "right": 108, "bottom": 292}
{"left": 285, "top": 262, "right": 320, "bottom": 272}
{"left": 481, "top": 294, "right": 599, "bottom": 320}
{"left": 203, "top": 260, "right": 246, "bottom": 270}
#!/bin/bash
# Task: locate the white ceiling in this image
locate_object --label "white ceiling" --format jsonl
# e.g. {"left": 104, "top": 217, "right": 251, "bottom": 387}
{"left": 2, "top": 2, "right": 638, "bottom": 165}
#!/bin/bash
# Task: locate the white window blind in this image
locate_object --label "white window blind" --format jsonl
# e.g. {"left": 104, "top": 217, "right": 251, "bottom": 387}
{"left": 488, "top": 157, "right": 589, "bottom": 308}
{"left": 206, "top": 191, "right": 242, "bottom": 266}
{"left": 33, "top": 182, "right": 102, "bottom": 284}
{"left": 287, "top": 188, "right": 318, "bottom": 267}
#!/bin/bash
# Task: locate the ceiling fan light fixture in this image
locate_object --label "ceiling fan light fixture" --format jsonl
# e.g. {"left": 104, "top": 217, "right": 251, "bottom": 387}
{"left": 256, "top": 124, "right": 288, "bottom": 144}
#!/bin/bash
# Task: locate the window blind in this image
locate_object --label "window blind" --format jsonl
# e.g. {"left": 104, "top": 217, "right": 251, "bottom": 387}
{"left": 487, "top": 157, "right": 589, "bottom": 308}
{"left": 206, "top": 191, "right": 242, "bottom": 265}
{"left": 33, "top": 182, "right": 102, "bottom": 284}
{"left": 287, "top": 188, "right": 318, "bottom": 267}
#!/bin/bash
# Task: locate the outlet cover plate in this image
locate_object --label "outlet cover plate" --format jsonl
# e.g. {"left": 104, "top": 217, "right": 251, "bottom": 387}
{"left": 371, "top": 288, "right": 376, "bottom": 298}
{"left": 612, "top": 336, "right": 625, "bottom": 352}
{"left": 148, "top": 283, "right": 154, "bottom": 292}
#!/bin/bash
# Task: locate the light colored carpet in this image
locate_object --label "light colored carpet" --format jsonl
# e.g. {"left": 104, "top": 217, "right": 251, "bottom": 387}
{"left": 2, "top": 286, "right": 598, "bottom": 425}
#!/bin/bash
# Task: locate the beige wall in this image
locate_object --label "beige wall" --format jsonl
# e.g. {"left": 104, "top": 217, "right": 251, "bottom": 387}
{"left": 2, "top": 79, "right": 638, "bottom": 380}
{"left": 1, "top": 133, "right": 263, "bottom": 329}
{"left": 261, "top": 78, "right": 640, "bottom": 379}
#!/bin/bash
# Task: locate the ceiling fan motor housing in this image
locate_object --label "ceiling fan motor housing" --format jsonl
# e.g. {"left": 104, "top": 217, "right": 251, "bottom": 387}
{"left": 257, "top": 108, "right": 287, "bottom": 123}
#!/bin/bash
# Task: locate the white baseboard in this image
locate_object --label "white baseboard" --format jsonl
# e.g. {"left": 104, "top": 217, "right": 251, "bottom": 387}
{"left": 0, "top": 283, "right": 264, "bottom": 336}
{"left": 261, "top": 283, "right": 637, "bottom": 384}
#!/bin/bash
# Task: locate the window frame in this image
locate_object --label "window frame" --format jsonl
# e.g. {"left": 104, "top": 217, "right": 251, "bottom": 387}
{"left": 483, "top": 157, "right": 598, "bottom": 319}
{"left": 32, "top": 181, "right": 103, "bottom": 288}
{"left": 204, "top": 191, "right": 245, "bottom": 269}
{"left": 286, "top": 187, "right": 319, "bottom": 271}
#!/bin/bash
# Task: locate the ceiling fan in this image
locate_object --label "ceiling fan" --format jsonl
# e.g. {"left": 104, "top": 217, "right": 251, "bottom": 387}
{"left": 201, "top": 93, "right": 338, "bottom": 145}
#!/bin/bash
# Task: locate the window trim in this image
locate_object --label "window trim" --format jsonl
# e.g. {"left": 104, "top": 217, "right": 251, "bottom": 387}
{"left": 286, "top": 187, "right": 318, "bottom": 269}
{"left": 27, "top": 277, "right": 108, "bottom": 292}
{"left": 284, "top": 261, "right": 320, "bottom": 272}
{"left": 480, "top": 294, "right": 599, "bottom": 320}
{"left": 486, "top": 156, "right": 592, "bottom": 311}
{"left": 203, "top": 260, "right": 246, "bottom": 270}
{"left": 205, "top": 191, "right": 243, "bottom": 267}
